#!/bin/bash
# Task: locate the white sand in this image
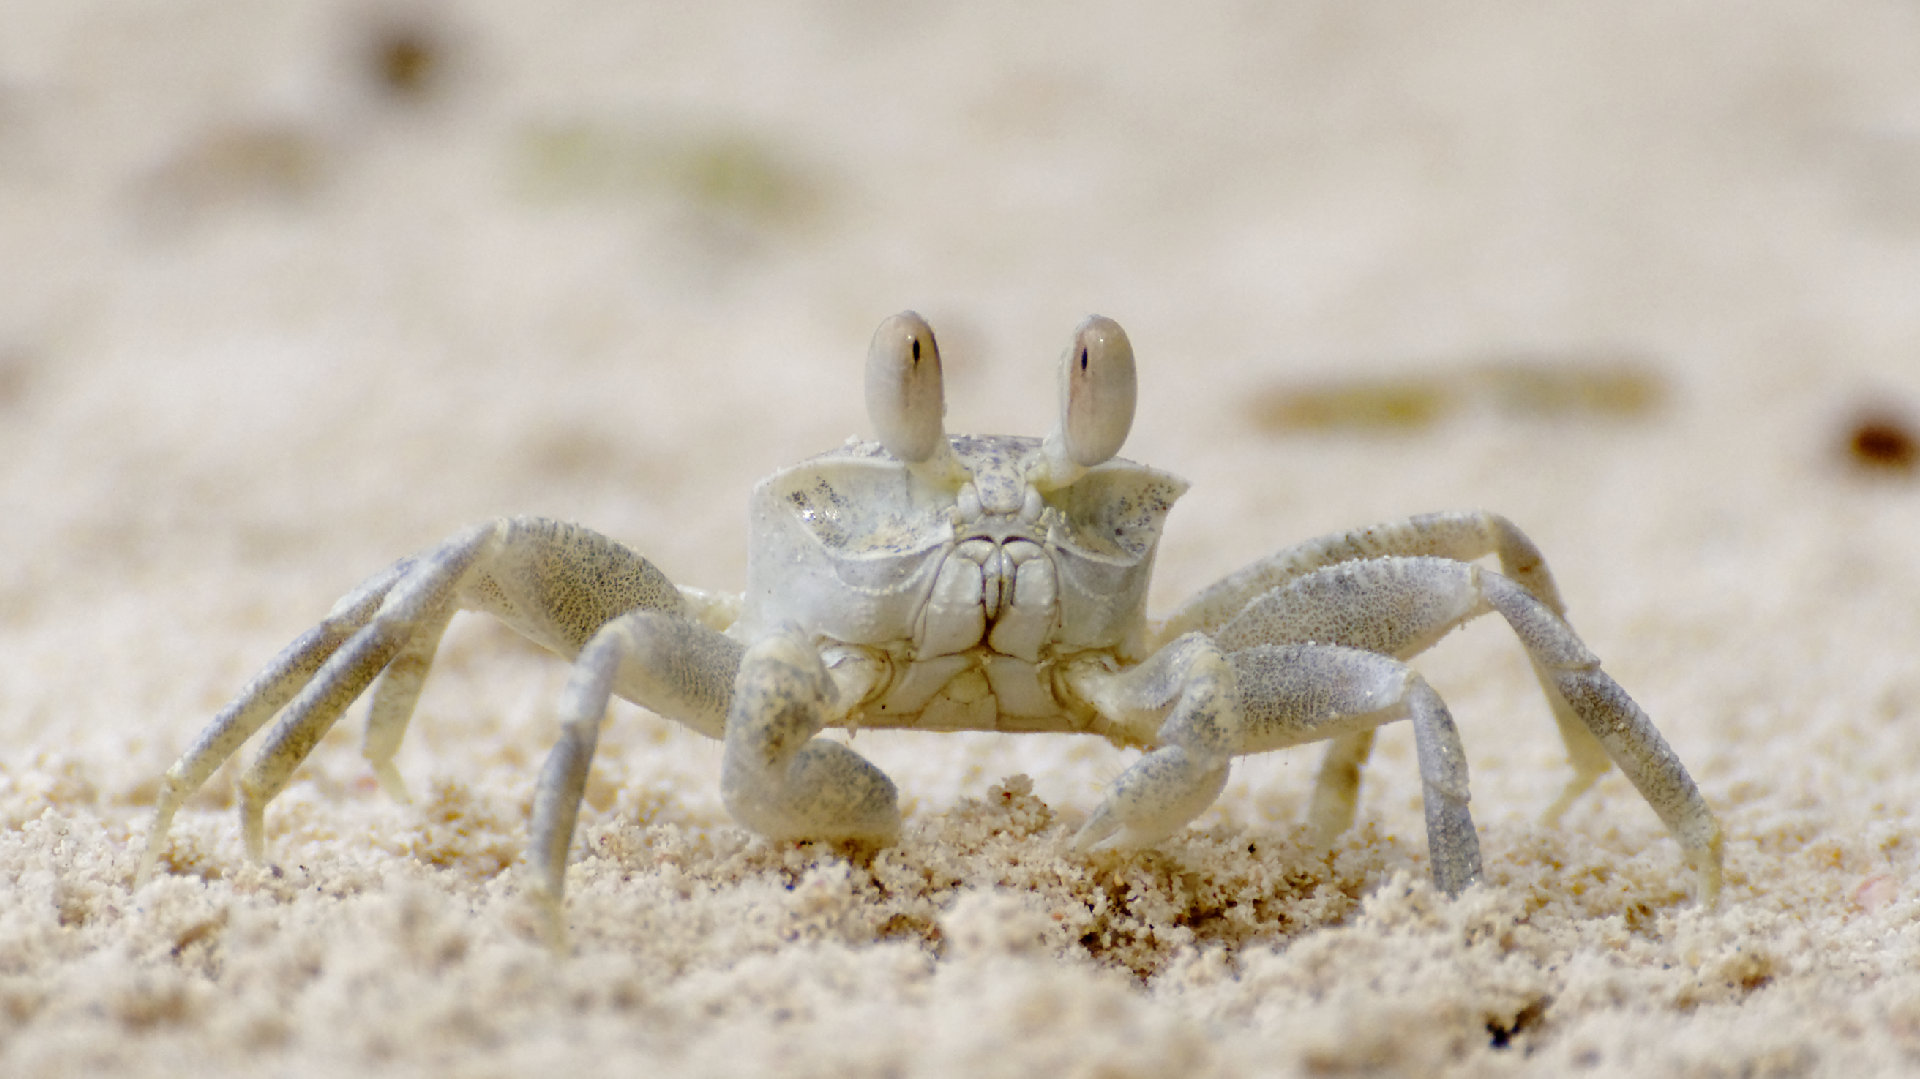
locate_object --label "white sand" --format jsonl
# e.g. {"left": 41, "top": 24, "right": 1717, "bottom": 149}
{"left": 6, "top": 2, "right": 1920, "bottom": 1075}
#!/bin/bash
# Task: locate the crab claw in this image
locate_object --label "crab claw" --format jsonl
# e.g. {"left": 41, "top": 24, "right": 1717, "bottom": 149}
{"left": 1071, "top": 745, "right": 1229, "bottom": 852}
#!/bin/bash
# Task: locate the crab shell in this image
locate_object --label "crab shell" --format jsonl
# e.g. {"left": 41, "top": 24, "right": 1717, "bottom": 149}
{"left": 741, "top": 433, "right": 1188, "bottom": 730}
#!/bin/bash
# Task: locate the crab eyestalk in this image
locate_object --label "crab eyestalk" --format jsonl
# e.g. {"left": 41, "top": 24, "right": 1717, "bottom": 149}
{"left": 1032, "top": 315, "right": 1138, "bottom": 491}
{"left": 866, "top": 311, "right": 964, "bottom": 490}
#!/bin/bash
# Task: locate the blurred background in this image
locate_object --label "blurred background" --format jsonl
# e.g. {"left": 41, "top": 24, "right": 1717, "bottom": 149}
{"left": 3, "top": 1, "right": 1919, "bottom": 823}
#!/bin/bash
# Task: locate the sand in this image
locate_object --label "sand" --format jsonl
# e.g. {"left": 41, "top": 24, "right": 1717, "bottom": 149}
{"left": 6, "top": 2, "right": 1920, "bottom": 1075}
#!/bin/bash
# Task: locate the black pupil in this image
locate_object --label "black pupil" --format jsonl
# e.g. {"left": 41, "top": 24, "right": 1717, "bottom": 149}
{"left": 1079, "top": 348, "right": 1089, "bottom": 371}
{"left": 911, "top": 338, "right": 921, "bottom": 362}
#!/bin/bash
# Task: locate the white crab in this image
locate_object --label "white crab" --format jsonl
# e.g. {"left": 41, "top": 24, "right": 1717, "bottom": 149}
{"left": 140, "top": 312, "right": 1723, "bottom": 912}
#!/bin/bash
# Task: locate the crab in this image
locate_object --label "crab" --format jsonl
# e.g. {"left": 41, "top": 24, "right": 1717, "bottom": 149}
{"left": 138, "top": 312, "right": 1724, "bottom": 915}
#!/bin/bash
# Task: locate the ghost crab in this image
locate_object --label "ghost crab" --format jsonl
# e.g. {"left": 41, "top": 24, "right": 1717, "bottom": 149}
{"left": 139, "top": 312, "right": 1723, "bottom": 912}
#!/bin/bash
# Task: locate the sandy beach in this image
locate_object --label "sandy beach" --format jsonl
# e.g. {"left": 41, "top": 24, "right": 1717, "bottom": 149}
{"left": 5, "top": 3, "right": 1920, "bottom": 1075}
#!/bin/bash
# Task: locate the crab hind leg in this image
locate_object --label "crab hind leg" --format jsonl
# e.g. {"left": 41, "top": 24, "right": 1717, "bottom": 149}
{"left": 1158, "top": 511, "right": 1571, "bottom": 642}
{"left": 143, "top": 520, "right": 510, "bottom": 880}
{"left": 1160, "top": 511, "right": 1614, "bottom": 817}
{"left": 1477, "top": 571, "right": 1723, "bottom": 901}
{"left": 1216, "top": 554, "right": 1721, "bottom": 903}
{"left": 359, "top": 602, "right": 457, "bottom": 803}
{"left": 357, "top": 515, "right": 702, "bottom": 810}
{"left": 1302, "top": 729, "right": 1374, "bottom": 846}
{"left": 228, "top": 521, "right": 507, "bottom": 861}
{"left": 225, "top": 515, "right": 701, "bottom": 861}
{"left": 138, "top": 556, "right": 414, "bottom": 882}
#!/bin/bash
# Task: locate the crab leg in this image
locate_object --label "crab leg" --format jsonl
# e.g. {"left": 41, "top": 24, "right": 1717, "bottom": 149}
{"left": 360, "top": 601, "right": 458, "bottom": 803}
{"left": 1214, "top": 555, "right": 1722, "bottom": 904}
{"left": 138, "top": 557, "right": 411, "bottom": 883}
{"left": 1165, "top": 511, "right": 1613, "bottom": 827}
{"left": 1158, "top": 510, "right": 1569, "bottom": 639}
{"left": 1302, "top": 728, "right": 1375, "bottom": 846}
{"left": 140, "top": 516, "right": 689, "bottom": 881}
{"left": 1068, "top": 633, "right": 1483, "bottom": 894}
{"left": 527, "top": 609, "right": 742, "bottom": 906}
{"left": 229, "top": 522, "right": 501, "bottom": 861}
{"left": 1231, "top": 642, "right": 1482, "bottom": 895}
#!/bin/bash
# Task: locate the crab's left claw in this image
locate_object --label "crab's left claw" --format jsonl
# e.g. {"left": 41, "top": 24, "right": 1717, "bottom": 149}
{"left": 721, "top": 630, "right": 902, "bottom": 845}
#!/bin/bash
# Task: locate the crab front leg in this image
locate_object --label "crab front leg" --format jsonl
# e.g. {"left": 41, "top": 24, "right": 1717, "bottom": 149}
{"left": 1066, "top": 634, "right": 1484, "bottom": 895}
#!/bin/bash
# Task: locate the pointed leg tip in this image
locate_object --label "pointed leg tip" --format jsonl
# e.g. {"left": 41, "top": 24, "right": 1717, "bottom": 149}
{"left": 1429, "top": 846, "right": 1485, "bottom": 898}
{"left": 1068, "top": 810, "right": 1121, "bottom": 854}
{"left": 371, "top": 763, "right": 412, "bottom": 804}
{"left": 1687, "top": 819, "right": 1725, "bottom": 908}
{"left": 135, "top": 805, "right": 177, "bottom": 889}
{"left": 240, "top": 813, "right": 267, "bottom": 864}
{"left": 1540, "top": 768, "right": 1607, "bottom": 827}
{"left": 1691, "top": 856, "right": 1725, "bottom": 910}
{"left": 1302, "top": 806, "right": 1352, "bottom": 849}
{"left": 531, "top": 891, "right": 569, "bottom": 954}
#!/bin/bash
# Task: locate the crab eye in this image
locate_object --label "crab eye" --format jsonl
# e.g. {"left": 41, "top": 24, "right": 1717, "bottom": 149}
{"left": 865, "top": 311, "right": 947, "bottom": 464}
{"left": 1057, "top": 315, "right": 1136, "bottom": 467}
